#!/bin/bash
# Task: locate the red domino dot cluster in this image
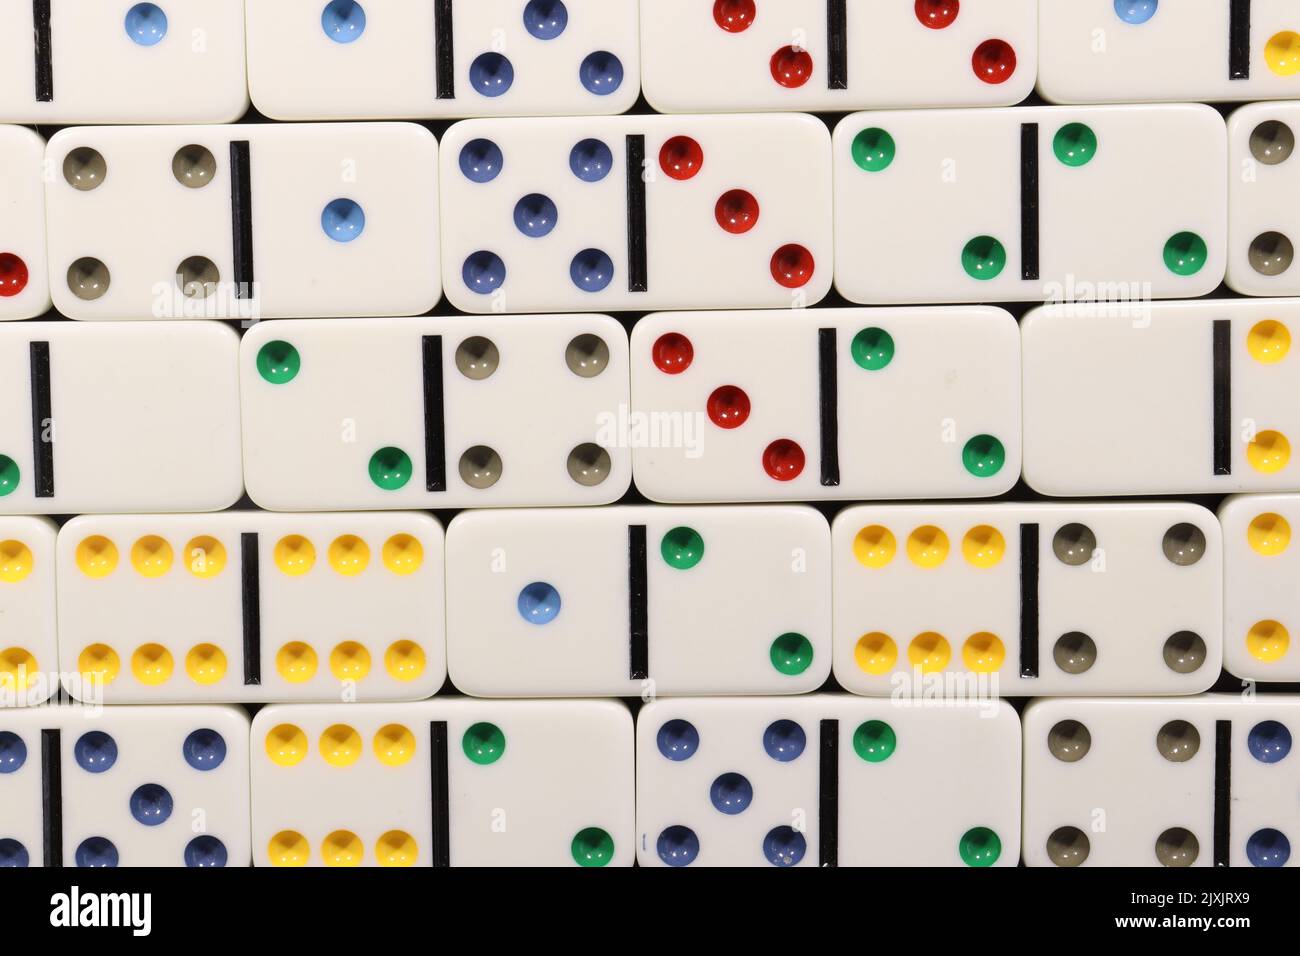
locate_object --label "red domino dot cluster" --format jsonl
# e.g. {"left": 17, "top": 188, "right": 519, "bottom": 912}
{"left": 657, "top": 136, "right": 815, "bottom": 290}
{"left": 652, "top": 333, "right": 806, "bottom": 483}
{"left": 0, "top": 253, "right": 29, "bottom": 297}
{"left": 713, "top": 0, "right": 1015, "bottom": 88}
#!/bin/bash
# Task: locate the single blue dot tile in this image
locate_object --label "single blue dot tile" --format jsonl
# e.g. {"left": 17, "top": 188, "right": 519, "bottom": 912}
{"left": 74, "top": 731, "right": 117, "bottom": 774}
{"left": 656, "top": 719, "right": 699, "bottom": 762}
{"left": 462, "top": 251, "right": 506, "bottom": 294}
{"left": 523, "top": 0, "right": 568, "bottom": 40}
{"left": 183, "top": 729, "right": 227, "bottom": 772}
{"left": 569, "top": 139, "right": 613, "bottom": 182}
{"left": 578, "top": 51, "right": 624, "bottom": 96}
{"left": 1248, "top": 720, "right": 1292, "bottom": 764}
{"left": 130, "top": 784, "right": 173, "bottom": 827}
{"left": 1246, "top": 828, "right": 1290, "bottom": 868}
{"left": 469, "top": 52, "right": 514, "bottom": 97}
{"left": 763, "top": 720, "right": 806, "bottom": 762}
{"left": 321, "top": 198, "right": 366, "bottom": 243}
{"left": 184, "top": 835, "right": 228, "bottom": 868}
{"left": 657, "top": 825, "right": 699, "bottom": 867}
{"left": 0, "top": 732, "right": 27, "bottom": 774}
{"left": 125, "top": 3, "right": 168, "bottom": 46}
{"left": 570, "top": 248, "right": 613, "bottom": 292}
{"left": 710, "top": 772, "right": 753, "bottom": 815}
{"left": 0, "top": 839, "right": 29, "bottom": 867}
{"left": 459, "top": 139, "right": 504, "bottom": 183}
{"left": 75, "top": 837, "right": 119, "bottom": 868}
{"left": 1114, "top": 0, "right": 1158, "bottom": 25}
{"left": 513, "top": 193, "right": 558, "bottom": 238}
{"left": 322, "top": 0, "right": 366, "bottom": 43}
{"left": 763, "top": 825, "right": 806, "bottom": 867}
{"left": 517, "top": 582, "right": 561, "bottom": 624}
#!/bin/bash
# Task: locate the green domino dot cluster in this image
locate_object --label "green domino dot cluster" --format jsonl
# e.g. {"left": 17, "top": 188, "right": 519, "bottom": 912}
{"left": 958, "top": 826, "right": 1003, "bottom": 867}
{"left": 851, "top": 127, "right": 895, "bottom": 172}
{"left": 1164, "top": 231, "right": 1209, "bottom": 276}
{"left": 851, "top": 327, "right": 895, "bottom": 371}
{"left": 1052, "top": 123, "right": 1098, "bottom": 167}
{"left": 769, "top": 632, "right": 814, "bottom": 676}
{"left": 852, "top": 720, "right": 897, "bottom": 763}
{"left": 660, "top": 526, "right": 704, "bottom": 570}
{"left": 962, "top": 434, "right": 1006, "bottom": 479}
{"left": 369, "top": 446, "right": 412, "bottom": 491}
{"left": 0, "top": 455, "right": 18, "bottom": 497}
{"left": 961, "top": 236, "right": 1007, "bottom": 281}
{"left": 462, "top": 722, "right": 506, "bottom": 765}
{"left": 570, "top": 827, "right": 615, "bottom": 867}
{"left": 256, "top": 340, "right": 301, "bottom": 384}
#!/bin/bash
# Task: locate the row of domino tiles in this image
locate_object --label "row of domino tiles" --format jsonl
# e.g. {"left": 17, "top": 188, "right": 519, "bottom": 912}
{"left": 0, "top": 305, "right": 1296, "bottom": 514}
{"left": 0, "top": 694, "right": 1295, "bottom": 868}
{"left": 3, "top": 103, "right": 1300, "bottom": 321}
{"left": 1, "top": 497, "right": 1298, "bottom": 703}
{"left": 4, "top": 1, "right": 1300, "bottom": 123}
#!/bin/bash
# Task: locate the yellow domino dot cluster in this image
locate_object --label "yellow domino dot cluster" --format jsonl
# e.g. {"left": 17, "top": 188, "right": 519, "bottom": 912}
{"left": 1245, "top": 511, "right": 1292, "bottom": 665}
{"left": 267, "top": 828, "right": 419, "bottom": 868}
{"left": 71, "top": 531, "right": 428, "bottom": 688}
{"left": 1265, "top": 31, "right": 1300, "bottom": 77}
{"left": 0, "top": 539, "right": 39, "bottom": 691}
{"left": 263, "top": 723, "right": 420, "bottom": 866}
{"left": 1244, "top": 321, "right": 1291, "bottom": 475}
{"left": 851, "top": 524, "right": 1008, "bottom": 677}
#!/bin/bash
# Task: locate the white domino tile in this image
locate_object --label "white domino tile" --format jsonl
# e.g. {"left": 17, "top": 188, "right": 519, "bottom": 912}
{"left": 247, "top": 0, "right": 639, "bottom": 120}
{"left": 0, "top": 0, "right": 247, "bottom": 123}
{"left": 0, "top": 322, "right": 242, "bottom": 515}
{"left": 642, "top": 0, "right": 1036, "bottom": 112}
{"left": 1023, "top": 299, "right": 1300, "bottom": 496}
{"left": 832, "top": 104, "right": 1227, "bottom": 304}
{"left": 0, "top": 517, "right": 58, "bottom": 707}
{"left": 1024, "top": 696, "right": 1299, "bottom": 867}
{"left": 0, "top": 704, "right": 251, "bottom": 867}
{"left": 45, "top": 123, "right": 440, "bottom": 320}
{"left": 629, "top": 308, "right": 1020, "bottom": 502}
{"left": 636, "top": 695, "right": 1021, "bottom": 867}
{"left": 56, "top": 512, "right": 444, "bottom": 704}
{"left": 1039, "top": 0, "right": 1300, "bottom": 104}
{"left": 1219, "top": 494, "right": 1300, "bottom": 683}
{"left": 250, "top": 699, "right": 634, "bottom": 867}
{"left": 1227, "top": 102, "right": 1300, "bottom": 297}
{"left": 439, "top": 114, "right": 834, "bottom": 313}
{"left": 831, "top": 503, "right": 1223, "bottom": 697}
{"left": 0, "top": 127, "right": 50, "bottom": 322}
{"left": 445, "top": 506, "right": 830, "bottom": 697}
{"left": 240, "top": 316, "right": 630, "bottom": 511}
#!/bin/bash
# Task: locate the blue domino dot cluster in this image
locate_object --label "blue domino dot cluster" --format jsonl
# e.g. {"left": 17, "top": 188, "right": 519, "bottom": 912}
{"left": 0, "top": 728, "right": 231, "bottom": 868}
{"left": 124, "top": 3, "right": 168, "bottom": 47}
{"left": 458, "top": 137, "right": 619, "bottom": 296}
{"left": 652, "top": 718, "right": 810, "bottom": 867}
{"left": 319, "top": 0, "right": 623, "bottom": 99}
{"left": 1243, "top": 721, "right": 1293, "bottom": 866}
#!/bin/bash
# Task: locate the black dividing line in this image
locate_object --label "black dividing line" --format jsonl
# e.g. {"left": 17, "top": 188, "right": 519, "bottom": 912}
{"left": 826, "top": 0, "right": 848, "bottom": 90}
{"left": 1229, "top": 0, "right": 1251, "bottom": 81}
{"left": 1213, "top": 320, "right": 1231, "bottom": 476}
{"left": 435, "top": 0, "right": 455, "bottom": 99}
{"left": 430, "top": 721, "right": 450, "bottom": 867}
{"left": 29, "top": 341, "right": 53, "bottom": 499}
{"left": 818, "top": 328, "right": 840, "bottom": 487}
{"left": 1213, "top": 719, "right": 1231, "bottom": 867}
{"left": 33, "top": 0, "right": 53, "bottom": 102}
{"left": 626, "top": 135, "right": 648, "bottom": 293}
{"left": 422, "top": 335, "right": 446, "bottom": 492}
{"left": 1020, "top": 123, "right": 1040, "bottom": 282}
{"left": 1019, "top": 524, "right": 1040, "bottom": 679}
{"left": 241, "top": 533, "right": 261, "bottom": 686}
{"left": 629, "top": 525, "right": 648, "bottom": 681}
{"left": 41, "top": 729, "right": 61, "bottom": 868}
{"left": 818, "top": 719, "right": 838, "bottom": 868}
{"left": 229, "top": 141, "right": 254, "bottom": 298}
